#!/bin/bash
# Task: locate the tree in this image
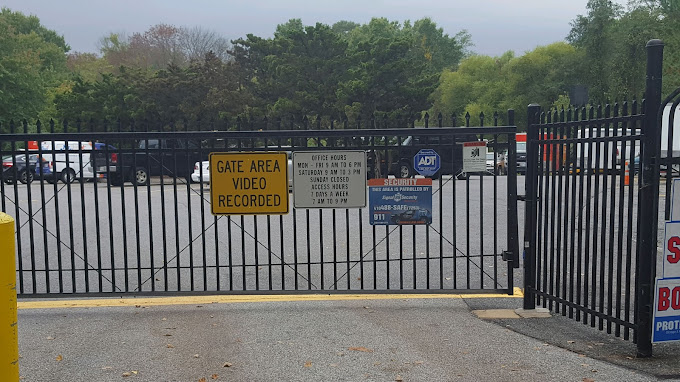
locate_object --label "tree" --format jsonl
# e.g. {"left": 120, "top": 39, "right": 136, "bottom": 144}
{"left": 660, "top": 0, "right": 680, "bottom": 15}
{"left": 178, "top": 26, "right": 231, "bottom": 62}
{"left": 568, "top": 0, "right": 622, "bottom": 102}
{"left": 54, "top": 67, "right": 148, "bottom": 122}
{"left": 405, "top": 18, "right": 471, "bottom": 76}
{"left": 337, "top": 17, "right": 470, "bottom": 117}
{"left": 99, "top": 24, "right": 231, "bottom": 72}
{"left": 135, "top": 52, "right": 253, "bottom": 121}
{"left": 55, "top": 52, "right": 254, "bottom": 123}
{"left": 331, "top": 21, "right": 360, "bottom": 36}
{"left": 607, "top": 6, "right": 662, "bottom": 98}
{"left": 66, "top": 52, "right": 114, "bottom": 83}
{"left": 431, "top": 52, "right": 514, "bottom": 124}
{"left": 98, "top": 32, "right": 130, "bottom": 69}
{"left": 430, "top": 43, "right": 583, "bottom": 127}
{"left": 125, "top": 24, "right": 185, "bottom": 70}
{"left": 232, "top": 19, "right": 350, "bottom": 118}
{"left": 231, "top": 17, "right": 470, "bottom": 120}
{"left": 0, "top": 8, "right": 69, "bottom": 125}
{"left": 505, "top": 43, "right": 583, "bottom": 110}
{"left": 0, "top": 7, "right": 69, "bottom": 51}
{"left": 567, "top": 1, "right": 680, "bottom": 100}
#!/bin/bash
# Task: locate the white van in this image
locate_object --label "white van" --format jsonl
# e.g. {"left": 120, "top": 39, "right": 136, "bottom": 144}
{"left": 574, "top": 128, "right": 641, "bottom": 172}
{"left": 28, "top": 141, "right": 104, "bottom": 183}
{"left": 661, "top": 103, "right": 680, "bottom": 158}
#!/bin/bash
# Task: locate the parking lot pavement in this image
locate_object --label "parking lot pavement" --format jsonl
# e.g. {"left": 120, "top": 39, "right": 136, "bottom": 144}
{"left": 17, "top": 296, "right": 660, "bottom": 382}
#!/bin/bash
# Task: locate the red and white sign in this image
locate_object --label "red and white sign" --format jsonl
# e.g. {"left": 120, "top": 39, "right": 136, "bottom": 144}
{"left": 462, "top": 141, "right": 487, "bottom": 172}
{"left": 663, "top": 222, "right": 680, "bottom": 278}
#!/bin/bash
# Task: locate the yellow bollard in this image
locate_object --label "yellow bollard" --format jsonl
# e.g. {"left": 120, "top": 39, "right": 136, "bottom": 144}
{"left": 0, "top": 213, "right": 18, "bottom": 381}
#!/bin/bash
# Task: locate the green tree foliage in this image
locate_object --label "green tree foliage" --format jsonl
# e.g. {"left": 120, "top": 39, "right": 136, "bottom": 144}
{"left": 55, "top": 52, "right": 253, "bottom": 123}
{"left": 431, "top": 53, "right": 514, "bottom": 124}
{"left": 430, "top": 43, "right": 582, "bottom": 126}
{"left": 50, "top": 17, "right": 471, "bottom": 125}
{"left": 567, "top": 0, "right": 679, "bottom": 101}
{"left": 232, "top": 20, "right": 350, "bottom": 118}
{"left": 339, "top": 18, "right": 432, "bottom": 116}
{"left": 231, "top": 17, "right": 470, "bottom": 119}
{"left": 660, "top": 0, "right": 680, "bottom": 15}
{"left": 567, "top": 0, "right": 621, "bottom": 102}
{"left": 337, "top": 17, "right": 470, "bottom": 117}
{"left": 331, "top": 20, "right": 360, "bottom": 36}
{"left": 67, "top": 52, "right": 114, "bottom": 83}
{"left": 135, "top": 52, "right": 253, "bottom": 121}
{"left": 503, "top": 43, "right": 583, "bottom": 122}
{"left": 0, "top": 8, "right": 69, "bottom": 125}
{"left": 54, "top": 67, "right": 147, "bottom": 122}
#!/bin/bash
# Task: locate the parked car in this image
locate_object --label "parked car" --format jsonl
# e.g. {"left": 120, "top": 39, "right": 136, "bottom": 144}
{"left": 28, "top": 140, "right": 115, "bottom": 183}
{"left": 2, "top": 154, "right": 52, "bottom": 184}
{"left": 191, "top": 161, "right": 210, "bottom": 183}
{"left": 107, "top": 139, "right": 204, "bottom": 186}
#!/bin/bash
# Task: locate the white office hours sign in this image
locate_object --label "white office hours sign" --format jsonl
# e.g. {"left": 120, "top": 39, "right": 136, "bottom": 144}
{"left": 292, "top": 151, "right": 367, "bottom": 208}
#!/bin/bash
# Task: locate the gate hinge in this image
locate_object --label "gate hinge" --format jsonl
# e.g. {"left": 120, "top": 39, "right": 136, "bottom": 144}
{"left": 502, "top": 251, "right": 513, "bottom": 261}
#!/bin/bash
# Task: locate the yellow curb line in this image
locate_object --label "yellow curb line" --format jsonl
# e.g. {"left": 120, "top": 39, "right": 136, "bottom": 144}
{"left": 18, "top": 288, "right": 523, "bottom": 309}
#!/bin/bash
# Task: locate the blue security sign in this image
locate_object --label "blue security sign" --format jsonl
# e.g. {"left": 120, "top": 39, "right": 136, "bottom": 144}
{"left": 414, "top": 149, "right": 440, "bottom": 177}
{"left": 368, "top": 178, "right": 432, "bottom": 225}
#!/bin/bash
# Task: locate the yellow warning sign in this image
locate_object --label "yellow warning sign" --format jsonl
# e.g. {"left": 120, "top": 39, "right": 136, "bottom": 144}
{"left": 209, "top": 152, "right": 289, "bottom": 215}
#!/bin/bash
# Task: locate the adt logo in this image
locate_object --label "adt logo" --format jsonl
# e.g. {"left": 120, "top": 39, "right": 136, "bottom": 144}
{"left": 414, "top": 149, "right": 440, "bottom": 176}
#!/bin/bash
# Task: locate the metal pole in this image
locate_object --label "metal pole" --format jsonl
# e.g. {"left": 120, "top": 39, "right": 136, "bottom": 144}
{"left": 506, "top": 109, "right": 520, "bottom": 273}
{"left": 0, "top": 212, "right": 19, "bottom": 380}
{"left": 636, "top": 39, "right": 664, "bottom": 358}
{"left": 523, "top": 104, "right": 541, "bottom": 309}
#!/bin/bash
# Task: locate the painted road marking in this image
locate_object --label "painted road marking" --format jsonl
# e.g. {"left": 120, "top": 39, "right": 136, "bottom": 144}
{"left": 18, "top": 288, "right": 523, "bottom": 309}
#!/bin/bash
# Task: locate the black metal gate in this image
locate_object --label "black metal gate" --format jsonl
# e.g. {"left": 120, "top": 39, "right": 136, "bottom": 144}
{"left": 1, "top": 112, "right": 519, "bottom": 297}
{"left": 522, "top": 39, "right": 666, "bottom": 357}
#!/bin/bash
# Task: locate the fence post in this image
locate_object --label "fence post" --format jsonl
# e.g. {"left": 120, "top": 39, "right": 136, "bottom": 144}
{"left": 636, "top": 39, "right": 664, "bottom": 358}
{"left": 0, "top": 213, "right": 19, "bottom": 380}
{"left": 523, "top": 104, "right": 541, "bottom": 310}
{"left": 506, "top": 109, "right": 520, "bottom": 269}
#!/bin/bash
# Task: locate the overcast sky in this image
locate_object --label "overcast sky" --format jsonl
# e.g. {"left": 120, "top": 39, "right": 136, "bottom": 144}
{"left": 2, "top": 0, "right": 628, "bottom": 57}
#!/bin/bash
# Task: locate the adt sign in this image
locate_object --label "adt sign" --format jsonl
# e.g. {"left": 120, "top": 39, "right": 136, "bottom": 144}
{"left": 414, "top": 149, "right": 440, "bottom": 177}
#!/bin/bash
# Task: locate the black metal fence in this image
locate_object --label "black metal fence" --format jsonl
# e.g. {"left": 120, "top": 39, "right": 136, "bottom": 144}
{"left": 523, "top": 40, "right": 665, "bottom": 357}
{"left": 0, "top": 112, "right": 519, "bottom": 297}
{"left": 523, "top": 101, "right": 644, "bottom": 338}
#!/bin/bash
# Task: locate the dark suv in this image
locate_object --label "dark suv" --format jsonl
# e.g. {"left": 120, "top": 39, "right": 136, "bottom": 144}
{"left": 106, "top": 139, "right": 204, "bottom": 186}
{"left": 369, "top": 134, "right": 473, "bottom": 179}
